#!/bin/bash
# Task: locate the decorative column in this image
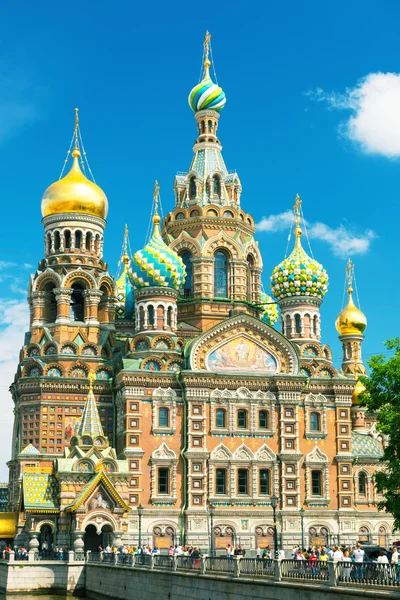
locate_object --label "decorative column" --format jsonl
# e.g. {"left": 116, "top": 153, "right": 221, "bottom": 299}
{"left": 72, "top": 531, "right": 85, "bottom": 552}
{"left": 83, "top": 290, "right": 102, "bottom": 325}
{"left": 31, "top": 291, "right": 47, "bottom": 327}
{"left": 54, "top": 287, "right": 73, "bottom": 324}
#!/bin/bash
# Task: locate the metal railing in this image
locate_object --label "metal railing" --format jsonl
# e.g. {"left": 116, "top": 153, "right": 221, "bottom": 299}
{"left": 338, "top": 561, "right": 400, "bottom": 586}
{"left": 281, "top": 559, "right": 329, "bottom": 581}
{"left": 176, "top": 555, "right": 200, "bottom": 570}
{"left": 154, "top": 555, "right": 174, "bottom": 569}
{"left": 239, "top": 557, "right": 274, "bottom": 578}
{"left": 205, "top": 556, "right": 235, "bottom": 574}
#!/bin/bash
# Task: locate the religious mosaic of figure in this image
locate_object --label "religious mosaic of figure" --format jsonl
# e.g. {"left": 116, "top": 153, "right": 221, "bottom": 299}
{"left": 64, "top": 417, "right": 80, "bottom": 441}
{"left": 77, "top": 461, "right": 92, "bottom": 473}
{"left": 97, "top": 369, "right": 110, "bottom": 380}
{"left": 206, "top": 337, "right": 277, "bottom": 373}
{"left": 135, "top": 339, "right": 149, "bottom": 350}
{"left": 47, "top": 367, "right": 61, "bottom": 377}
{"left": 61, "top": 345, "right": 76, "bottom": 355}
{"left": 144, "top": 360, "right": 160, "bottom": 371}
{"left": 82, "top": 346, "right": 96, "bottom": 356}
{"left": 45, "top": 345, "right": 57, "bottom": 355}
{"left": 89, "top": 492, "right": 111, "bottom": 510}
{"left": 28, "top": 367, "right": 40, "bottom": 377}
{"left": 28, "top": 347, "right": 40, "bottom": 357}
{"left": 71, "top": 367, "right": 86, "bottom": 378}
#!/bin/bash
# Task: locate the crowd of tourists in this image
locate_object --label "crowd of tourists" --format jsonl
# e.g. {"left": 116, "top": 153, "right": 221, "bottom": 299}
{"left": 98, "top": 543, "right": 202, "bottom": 559}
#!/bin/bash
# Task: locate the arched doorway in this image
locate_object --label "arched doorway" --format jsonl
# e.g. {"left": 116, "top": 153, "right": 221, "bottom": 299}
{"left": 39, "top": 524, "right": 53, "bottom": 552}
{"left": 84, "top": 524, "right": 101, "bottom": 552}
{"left": 102, "top": 524, "right": 114, "bottom": 548}
{"left": 255, "top": 526, "right": 274, "bottom": 551}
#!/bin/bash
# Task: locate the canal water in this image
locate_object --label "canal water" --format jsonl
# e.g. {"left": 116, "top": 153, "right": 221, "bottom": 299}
{"left": 0, "top": 596, "right": 77, "bottom": 599}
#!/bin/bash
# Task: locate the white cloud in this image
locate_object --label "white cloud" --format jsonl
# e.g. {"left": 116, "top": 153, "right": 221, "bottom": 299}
{"left": 0, "top": 299, "right": 29, "bottom": 480}
{"left": 307, "top": 72, "right": 400, "bottom": 157}
{"left": 256, "top": 212, "right": 376, "bottom": 258}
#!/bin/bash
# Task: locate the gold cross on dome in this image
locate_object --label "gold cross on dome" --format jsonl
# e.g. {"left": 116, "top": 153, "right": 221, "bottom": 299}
{"left": 293, "top": 194, "right": 302, "bottom": 221}
{"left": 346, "top": 257, "right": 354, "bottom": 290}
{"left": 154, "top": 180, "right": 160, "bottom": 214}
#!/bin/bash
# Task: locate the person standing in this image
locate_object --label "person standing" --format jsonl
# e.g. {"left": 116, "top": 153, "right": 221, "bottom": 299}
{"left": 352, "top": 542, "right": 365, "bottom": 581}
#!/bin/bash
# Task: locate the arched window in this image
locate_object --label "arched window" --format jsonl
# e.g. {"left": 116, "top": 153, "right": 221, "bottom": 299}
{"left": 167, "top": 306, "right": 173, "bottom": 327}
{"left": 285, "top": 315, "right": 291, "bottom": 337}
{"left": 70, "top": 284, "right": 85, "bottom": 321}
{"left": 310, "top": 412, "right": 321, "bottom": 432}
{"left": 295, "top": 314, "right": 301, "bottom": 334}
{"left": 247, "top": 254, "right": 255, "bottom": 302}
{"left": 86, "top": 232, "right": 92, "bottom": 252}
{"left": 64, "top": 230, "right": 71, "bottom": 250}
{"left": 346, "top": 343, "right": 352, "bottom": 359}
{"left": 216, "top": 468, "right": 226, "bottom": 495}
{"left": 313, "top": 315, "right": 318, "bottom": 335}
{"left": 75, "top": 231, "right": 82, "bottom": 250}
{"left": 237, "top": 409, "right": 247, "bottom": 429}
{"left": 158, "top": 408, "right": 169, "bottom": 428}
{"left": 208, "top": 120, "right": 213, "bottom": 133}
{"left": 213, "top": 176, "right": 221, "bottom": 196}
{"left": 201, "top": 121, "right": 205, "bottom": 134}
{"left": 216, "top": 409, "right": 226, "bottom": 428}
{"left": 259, "top": 469, "right": 270, "bottom": 495}
{"left": 259, "top": 410, "right": 268, "bottom": 429}
{"left": 148, "top": 305, "right": 155, "bottom": 326}
{"left": 43, "top": 282, "right": 57, "bottom": 323}
{"left": 94, "top": 234, "right": 101, "bottom": 254}
{"left": 358, "top": 472, "right": 367, "bottom": 495}
{"left": 54, "top": 231, "right": 61, "bottom": 252}
{"left": 190, "top": 177, "right": 197, "bottom": 199}
{"left": 214, "top": 251, "right": 228, "bottom": 298}
{"left": 180, "top": 251, "right": 193, "bottom": 298}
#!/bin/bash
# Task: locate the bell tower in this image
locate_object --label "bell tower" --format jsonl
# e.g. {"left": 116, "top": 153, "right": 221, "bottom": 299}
{"left": 8, "top": 111, "right": 117, "bottom": 495}
{"left": 162, "top": 32, "right": 263, "bottom": 332}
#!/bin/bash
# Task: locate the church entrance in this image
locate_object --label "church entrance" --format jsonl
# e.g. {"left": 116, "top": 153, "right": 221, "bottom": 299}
{"left": 84, "top": 524, "right": 101, "bottom": 552}
{"left": 39, "top": 524, "right": 53, "bottom": 551}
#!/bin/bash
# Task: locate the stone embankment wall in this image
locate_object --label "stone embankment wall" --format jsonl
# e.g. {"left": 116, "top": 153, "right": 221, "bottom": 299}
{"left": 85, "top": 564, "right": 400, "bottom": 600}
{"left": 0, "top": 561, "right": 85, "bottom": 595}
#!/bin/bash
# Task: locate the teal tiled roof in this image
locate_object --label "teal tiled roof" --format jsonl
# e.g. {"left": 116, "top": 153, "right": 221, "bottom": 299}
{"left": 352, "top": 431, "right": 383, "bottom": 458}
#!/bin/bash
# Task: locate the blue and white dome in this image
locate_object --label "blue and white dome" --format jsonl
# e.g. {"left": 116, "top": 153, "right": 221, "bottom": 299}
{"left": 189, "top": 77, "right": 226, "bottom": 113}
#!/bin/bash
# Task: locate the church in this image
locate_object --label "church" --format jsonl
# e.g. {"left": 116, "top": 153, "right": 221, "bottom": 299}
{"left": 2, "top": 32, "right": 392, "bottom": 553}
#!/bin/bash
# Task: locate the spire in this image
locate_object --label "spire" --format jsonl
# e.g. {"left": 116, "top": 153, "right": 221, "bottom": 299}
{"left": 293, "top": 194, "right": 303, "bottom": 248}
{"left": 77, "top": 370, "right": 105, "bottom": 438}
{"left": 122, "top": 223, "right": 129, "bottom": 272}
{"left": 203, "top": 30, "right": 211, "bottom": 80}
{"left": 152, "top": 180, "right": 161, "bottom": 235}
{"left": 335, "top": 258, "right": 367, "bottom": 337}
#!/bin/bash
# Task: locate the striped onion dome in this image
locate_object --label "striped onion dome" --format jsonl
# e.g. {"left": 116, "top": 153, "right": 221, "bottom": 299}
{"left": 130, "top": 214, "right": 186, "bottom": 290}
{"left": 189, "top": 76, "right": 226, "bottom": 112}
{"left": 260, "top": 292, "right": 279, "bottom": 326}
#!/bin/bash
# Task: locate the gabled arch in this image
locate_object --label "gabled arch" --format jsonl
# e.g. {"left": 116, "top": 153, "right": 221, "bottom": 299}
{"left": 32, "top": 269, "right": 62, "bottom": 292}
{"left": 305, "top": 446, "right": 329, "bottom": 463}
{"left": 169, "top": 232, "right": 202, "bottom": 258}
{"left": 211, "top": 443, "right": 232, "bottom": 461}
{"left": 255, "top": 444, "right": 277, "bottom": 462}
{"left": 62, "top": 268, "right": 97, "bottom": 290}
{"left": 203, "top": 231, "right": 244, "bottom": 260}
{"left": 233, "top": 443, "right": 254, "bottom": 461}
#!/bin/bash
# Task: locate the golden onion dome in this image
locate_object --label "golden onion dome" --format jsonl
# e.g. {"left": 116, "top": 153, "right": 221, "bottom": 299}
{"left": 335, "top": 287, "right": 367, "bottom": 336}
{"left": 41, "top": 147, "right": 108, "bottom": 219}
{"left": 352, "top": 379, "right": 366, "bottom": 405}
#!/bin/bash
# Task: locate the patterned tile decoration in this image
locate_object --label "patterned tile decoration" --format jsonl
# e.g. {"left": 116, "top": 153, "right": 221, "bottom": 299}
{"left": 20, "top": 443, "right": 41, "bottom": 456}
{"left": 271, "top": 239, "right": 328, "bottom": 300}
{"left": 23, "top": 473, "right": 59, "bottom": 510}
{"left": 115, "top": 270, "right": 134, "bottom": 319}
{"left": 77, "top": 385, "right": 105, "bottom": 439}
{"left": 130, "top": 223, "right": 185, "bottom": 290}
{"left": 260, "top": 292, "right": 279, "bottom": 326}
{"left": 0, "top": 486, "right": 9, "bottom": 512}
{"left": 352, "top": 431, "right": 383, "bottom": 458}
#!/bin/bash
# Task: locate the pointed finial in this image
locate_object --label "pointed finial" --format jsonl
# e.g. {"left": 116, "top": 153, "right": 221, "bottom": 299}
{"left": 152, "top": 180, "right": 161, "bottom": 233}
{"left": 122, "top": 224, "right": 129, "bottom": 270}
{"left": 293, "top": 193, "right": 302, "bottom": 247}
{"left": 346, "top": 258, "right": 354, "bottom": 293}
{"left": 88, "top": 369, "right": 96, "bottom": 392}
{"left": 203, "top": 31, "right": 211, "bottom": 80}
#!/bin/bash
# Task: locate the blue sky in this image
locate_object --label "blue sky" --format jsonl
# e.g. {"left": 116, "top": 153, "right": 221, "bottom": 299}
{"left": 0, "top": 0, "right": 398, "bottom": 477}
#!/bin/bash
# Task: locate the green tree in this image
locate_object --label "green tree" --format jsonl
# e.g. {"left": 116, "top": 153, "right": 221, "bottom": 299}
{"left": 360, "top": 338, "right": 400, "bottom": 530}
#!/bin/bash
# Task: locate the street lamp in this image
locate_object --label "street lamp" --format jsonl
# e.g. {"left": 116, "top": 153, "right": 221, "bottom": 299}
{"left": 209, "top": 503, "right": 215, "bottom": 557}
{"left": 299, "top": 506, "right": 305, "bottom": 551}
{"left": 137, "top": 504, "right": 144, "bottom": 549}
{"left": 271, "top": 494, "right": 279, "bottom": 557}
